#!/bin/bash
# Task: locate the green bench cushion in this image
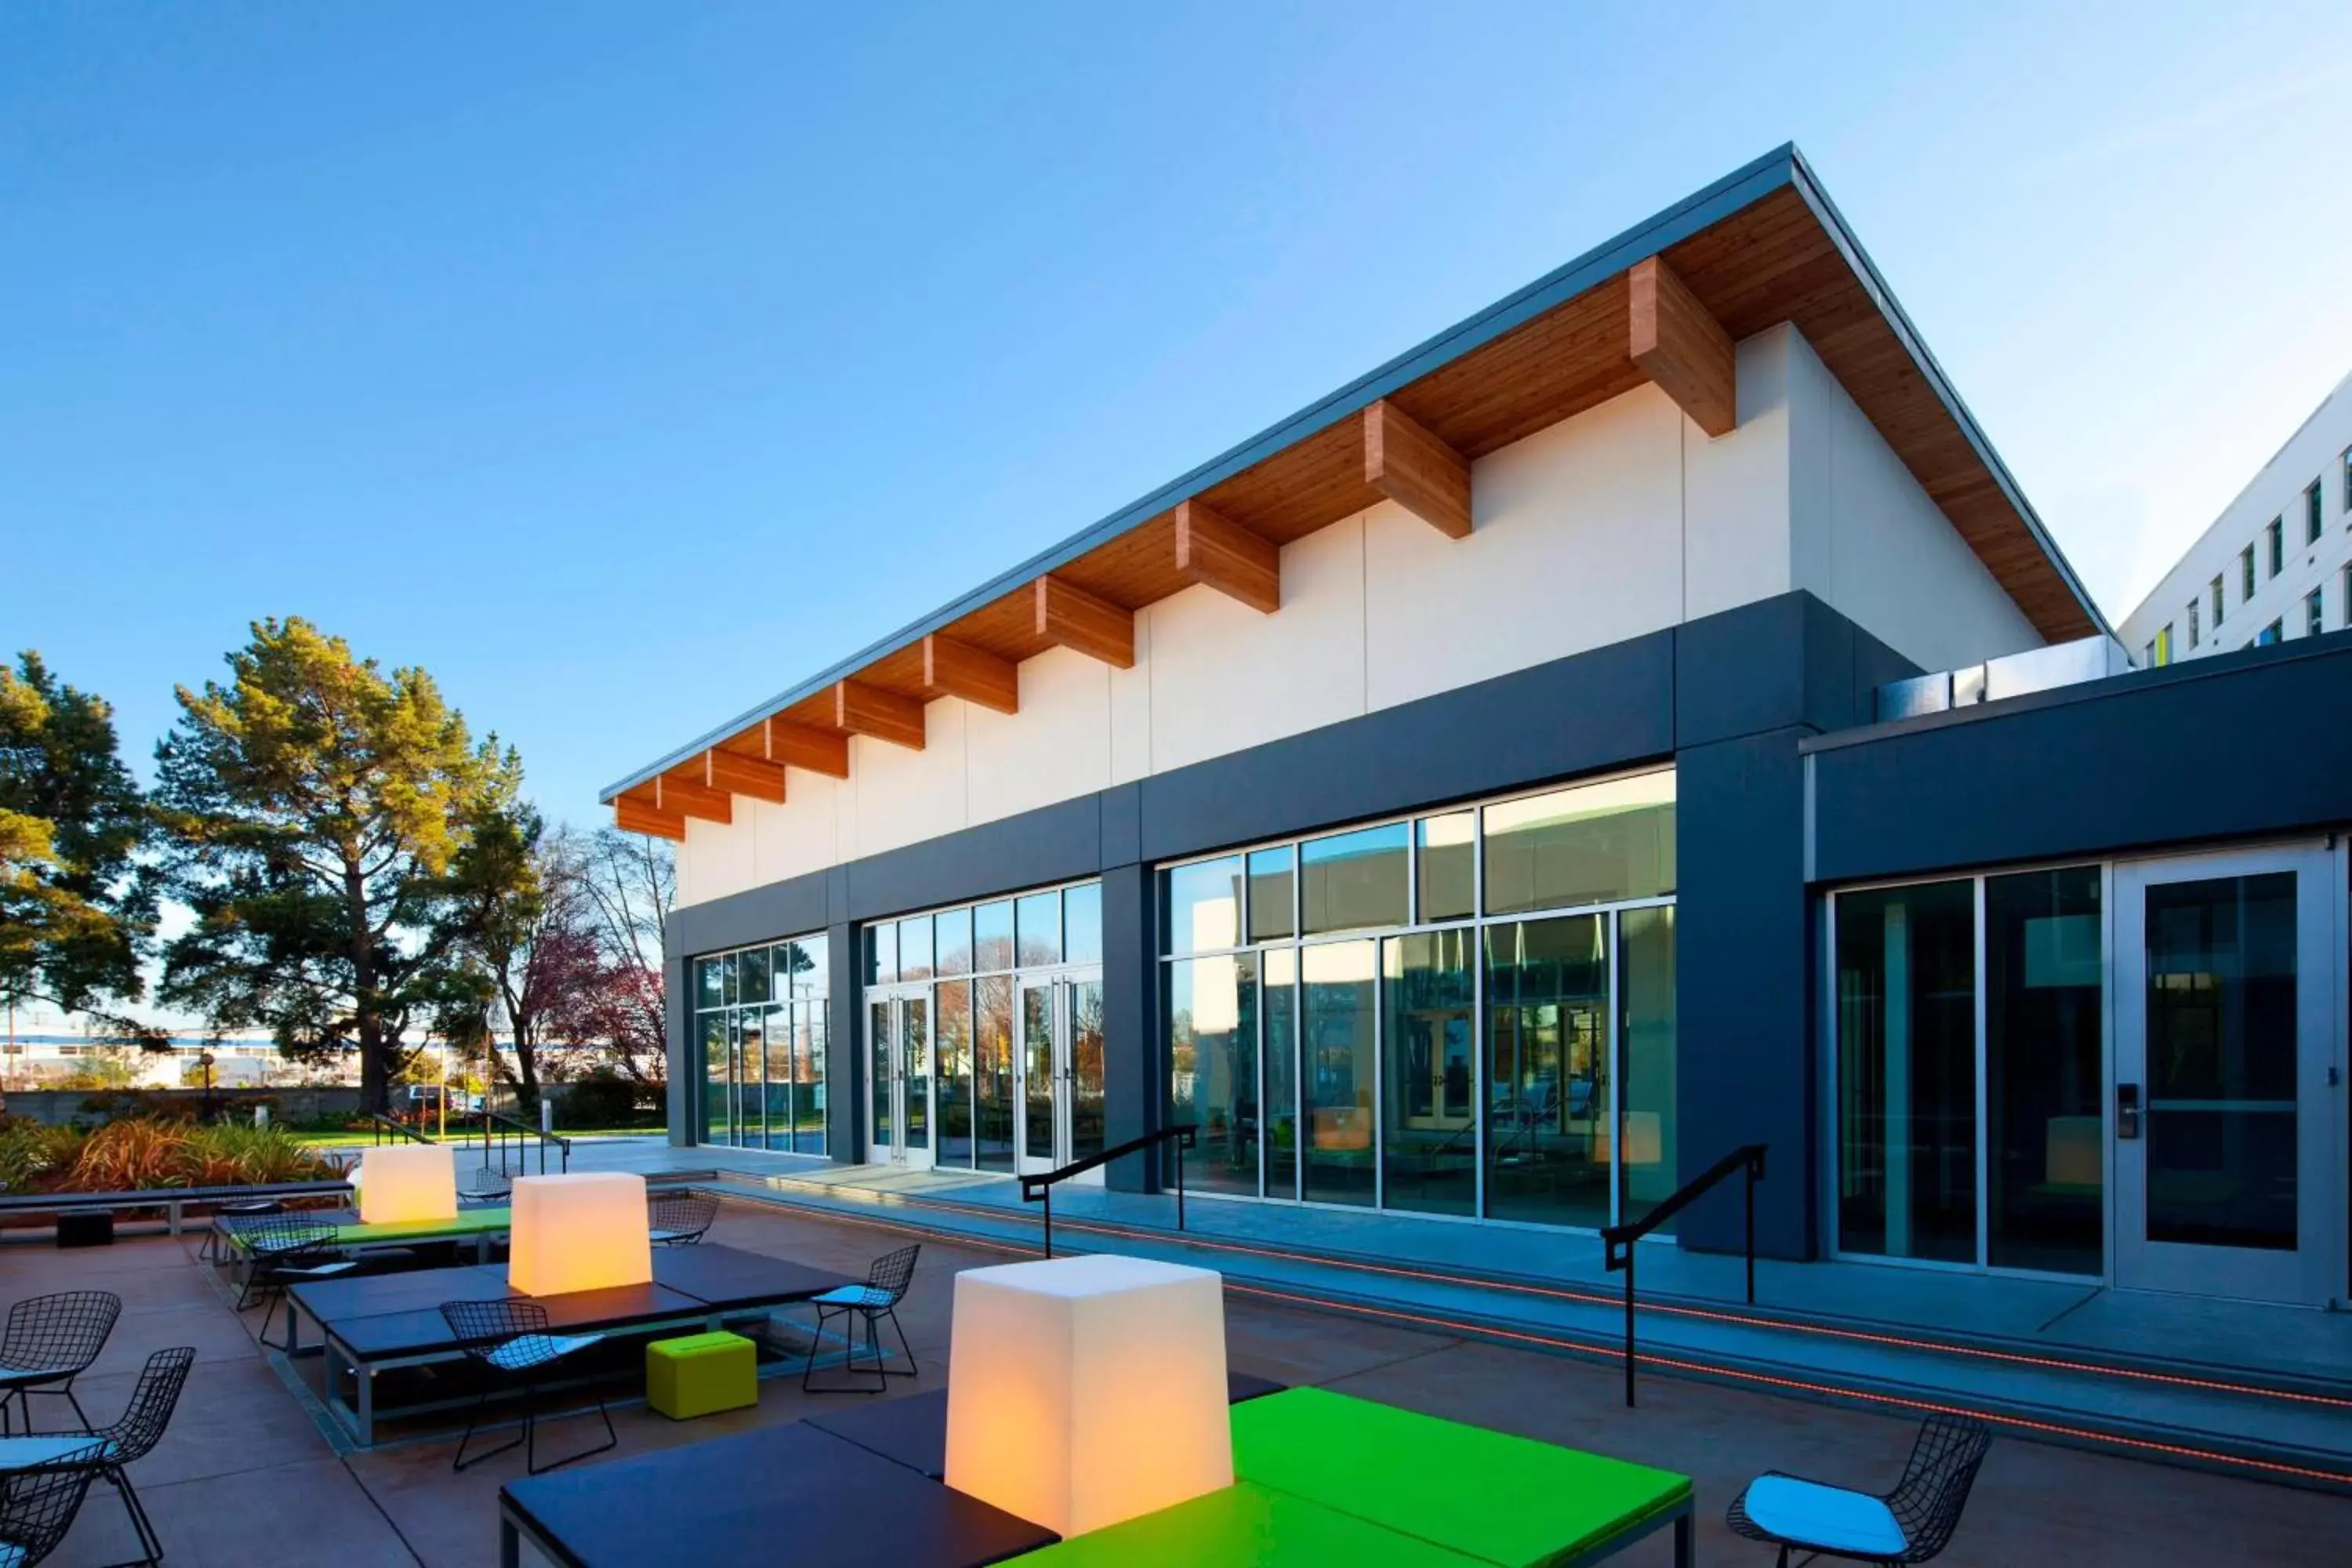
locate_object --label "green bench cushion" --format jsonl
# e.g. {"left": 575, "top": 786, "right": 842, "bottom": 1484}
{"left": 1230, "top": 1388, "right": 1691, "bottom": 1567}
{"left": 649, "top": 1330, "right": 753, "bottom": 1360}
{"left": 332, "top": 1207, "right": 512, "bottom": 1244}
{"left": 1008, "top": 1481, "right": 1483, "bottom": 1566}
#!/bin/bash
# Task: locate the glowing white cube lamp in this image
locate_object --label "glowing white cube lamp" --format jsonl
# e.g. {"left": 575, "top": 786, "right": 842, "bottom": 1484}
{"left": 356, "top": 1144, "right": 458, "bottom": 1225}
{"left": 945, "top": 1254, "right": 1232, "bottom": 1537}
{"left": 506, "top": 1172, "right": 652, "bottom": 1298}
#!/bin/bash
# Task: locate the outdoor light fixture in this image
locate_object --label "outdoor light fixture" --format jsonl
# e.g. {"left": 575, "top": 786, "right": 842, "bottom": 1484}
{"left": 944, "top": 1254, "right": 1232, "bottom": 1537}
{"left": 355, "top": 1144, "right": 458, "bottom": 1225}
{"left": 506, "top": 1171, "right": 652, "bottom": 1297}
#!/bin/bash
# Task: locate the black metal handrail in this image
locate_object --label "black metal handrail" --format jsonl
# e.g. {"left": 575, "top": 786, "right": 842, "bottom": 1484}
{"left": 1599, "top": 1142, "right": 1765, "bottom": 1409}
{"left": 455, "top": 1109, "right": 572, "bottom": 1176}
{"left": 1018, "top": 1124, "right": 1196, "bottom": 1259}
{"left": 365, "top": 1113, "right": 435, "bottom": 1147}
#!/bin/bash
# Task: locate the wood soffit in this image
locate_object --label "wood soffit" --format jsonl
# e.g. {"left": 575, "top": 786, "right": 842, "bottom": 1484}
{"left": 615, "top": 170, "right": 2097, "bottom": 829}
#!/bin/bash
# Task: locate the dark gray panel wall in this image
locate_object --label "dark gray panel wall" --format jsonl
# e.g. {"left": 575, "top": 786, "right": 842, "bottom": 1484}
{"left": 1811, "top": 637, "right": 2352, "bottom": 884}
{"left": 1098, "top": 863, "right": 1156, "bottom": 1191}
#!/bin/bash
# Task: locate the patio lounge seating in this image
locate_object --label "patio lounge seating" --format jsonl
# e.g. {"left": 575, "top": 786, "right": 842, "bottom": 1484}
{"left": 47, "top": 1346, "right": 194, "bottom": 1567}
{"left": 802, "top": 1243, "right": 920, "bottom": 1394}
{"left": 198, "top": 1199, "right": 283, "bottom": 1265}
{"left": 458, "top": 1166, "right": 514, "bottom": 1208}
{"left": 648, "top": 1192, "right": 718, "bottom": 1246}
{"left": 1727, "top": 1412, "right": 1991, "bottom": 1566}
{"left": 439, "top": 1299, "right": 615, "bottom": 1476}
{"left": 234, "top": 1216, "right": 357, "bottom": 1352}
{"left": 0, "top": 1292, "right": 122, "bottom": 1436}
{"left": 0, "top": 1440, "right": 109, "bottom": 1568}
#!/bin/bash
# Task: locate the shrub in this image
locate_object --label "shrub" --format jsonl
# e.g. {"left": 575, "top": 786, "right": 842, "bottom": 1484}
{"left": 559, "top": 1070, "right": 647, "bottom": 1127}
{"left": 0, "top": 1118, "right": 340, "bottom": 1193}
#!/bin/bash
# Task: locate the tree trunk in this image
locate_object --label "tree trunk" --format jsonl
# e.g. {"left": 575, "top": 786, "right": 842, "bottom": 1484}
{"left": 359, "top": 1018, "right": 391, "bottom": 1115}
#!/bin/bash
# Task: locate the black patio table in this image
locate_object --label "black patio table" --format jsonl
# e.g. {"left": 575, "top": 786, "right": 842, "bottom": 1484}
{"left": 293, "top": 1243, "right": 855, "bottom": 1446}
{"left": 499, "top": 1421, "right": 1058, "bottom": 1568}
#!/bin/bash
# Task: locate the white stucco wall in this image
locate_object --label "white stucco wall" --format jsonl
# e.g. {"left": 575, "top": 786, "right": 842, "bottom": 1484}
{"left": 671, "top": 324, "right": 2050, "bottom": 911}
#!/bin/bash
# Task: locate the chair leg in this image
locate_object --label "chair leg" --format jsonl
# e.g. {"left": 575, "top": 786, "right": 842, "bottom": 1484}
{"left": 863, "top": 1312, "right": 887, "bottom": 1394}
{"left": 111, "top": 1467, "right": 163, "bottom": 1566}
{"left": 452, "top": 1382, "right": 523, "bottom": 1472}
{"left": 883, "top": 1308, "right": 917, "bottom": 1378}
{"left": 63, "top": 1381, "right": 94, "bottom": 1432}
{"left": 528, "top": 1385, "right": 617, "bottom": 1476}
{"left": 801, "top": 1305, "right": 831, "bottom": 1392}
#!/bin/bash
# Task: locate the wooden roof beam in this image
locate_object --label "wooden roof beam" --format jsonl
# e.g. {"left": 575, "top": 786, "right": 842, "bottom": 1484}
{"left": 1628, "top": 256, "right": 1736, "bottom": 437}
{"left": 1034, "top": 575, "right": 1135, "bottom": 668}
{"left": 922, "top": 634, "right": 1019, "bottom": 714}
{"left": 655, "top": 774, "right": 732, "bottom": 825}
{"left": 1364, "top": 399, "right": 1472, "bottom": 539}
{"left": 764, "top": 717, "right": 851, "bottom": 779}
{"left": 615, "top": 796, "right": 686, "bottom": 841}
{"left": 1173, "top": 499, "right": 1279, "bottom": 613}
{"left": 706, "top": 748, "right": 786, "bottom": 804}
{"left": 833, "top": 679, "right": 927, "bottom": 750}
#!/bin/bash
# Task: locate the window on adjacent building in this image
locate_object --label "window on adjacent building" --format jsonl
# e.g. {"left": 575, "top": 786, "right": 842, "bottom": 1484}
{"left": 2343, "top": 446, "right": 2351, "bottom": 514}
{"left": 2267, "top": 517, "right": 2284, "bottom": 577}
{"left": 2140, "top": 641, "right": 2154, "bottom": 668}
{"left": 2186, "top": 600, "right": 2200, "bottom": 648}
{"left": 2343, "top": 566, "right": 2352, "bottom": 628}
{"left": 2307, "top": 588, "right": 2324, "bottom": 638}
{"left": 2257, "top": 619, "right": 2283, "bottom": 648}
{"left": 2154, "top": 625, "right": 2172, "bottom": 666}
{"left": 2210, "top": 575, "right": 2224, "bottom": 627}
{"left": 2241, "top": 545, "right": 2256, "bottom": 600}
{"left": 2307, "top": 481, "right": 2325, "bottom": 545}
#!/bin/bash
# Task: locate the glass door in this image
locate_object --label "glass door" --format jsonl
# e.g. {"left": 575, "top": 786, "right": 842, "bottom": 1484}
{"left": 2114, "top": 846, "right": 2342, "bottom": 1304}
{"left": 866, "top": 987, "right": 934, "bottom": 1171}
{"left": 1014, "top": 971, "right": 1106, "bottom": 1183}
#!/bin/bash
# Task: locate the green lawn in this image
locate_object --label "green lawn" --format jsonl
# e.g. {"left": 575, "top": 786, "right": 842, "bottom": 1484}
{"left": 289, "top": 1127, "right": 664, "bottom": 1148}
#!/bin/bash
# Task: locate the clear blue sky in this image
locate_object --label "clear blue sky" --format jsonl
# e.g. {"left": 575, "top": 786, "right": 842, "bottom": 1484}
{"left": 8, "top": 2, "right": 2352, "bottom": 833}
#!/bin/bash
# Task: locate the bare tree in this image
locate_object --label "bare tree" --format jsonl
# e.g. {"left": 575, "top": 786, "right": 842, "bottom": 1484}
{"left": 548, "top": 827, "right": 673, "bottom": 1087}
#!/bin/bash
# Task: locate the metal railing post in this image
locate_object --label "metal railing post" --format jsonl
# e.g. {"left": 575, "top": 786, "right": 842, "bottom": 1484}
{"left": 1176, "top": 1138, "right": 1186, "bottom": 1232}
{"left": 1623, "top": 1243, "right": 1638, "bottom": 1409}
{"left": 1744, "top": 1158, "right": 1758, "bottom": 1306}
{"left": 1041, "top": 1183, "right": 1053, "bottom": 1260}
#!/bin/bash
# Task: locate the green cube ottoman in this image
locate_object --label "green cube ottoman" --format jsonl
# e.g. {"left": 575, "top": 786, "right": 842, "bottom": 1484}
{"left": 1230, "top": 1387, "right": 1692, "bottom": 1566}
{"left": 1006, "top": 1481, "right": 1483, "bottom": 1566}
{"left": 647, "top": 1331, "right": 757, "bottom": 1420}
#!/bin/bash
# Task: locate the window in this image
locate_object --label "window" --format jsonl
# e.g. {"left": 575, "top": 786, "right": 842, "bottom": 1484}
{"left": 2307, "top": 589, "right": 2324, "bottom": 638}
{"left": 2187, "top": 599, "right": 2200, "bottom": 649}
{"left": 1984, "top": 869, "right": 2103, "bottom": 1273}
{"left": 2210, "top": 575, "right": 2224, "bottom": 627}
{"left": 1161, "top": 768, "right": 1676, "bottom": 1231}
{"left": 2267, "top": 517, "right": 2284, "bottom": 578}
{"left": 2307, "top": 481, "right": 2325, "bottom": 545}
{"left": 2343, "top": 446, "right": 2351, "bottom": 514}
{"left": 2140, "top": 641, "right": 2154, "bottom": 669}
{"left": 2241, "top": 545, "right": 2256, "bottom": 600}
{"left": 2343, "top": 567, "right": 2352, "bottom": 628}
{"left": 2256, "top": 619, "right": 2283, "bottom": 648}
{"left": 698, "top": 935, "right": 831, "bottom": 1155}
{"left": 2153, "top": 625, "right": 2172, "bottom": 666}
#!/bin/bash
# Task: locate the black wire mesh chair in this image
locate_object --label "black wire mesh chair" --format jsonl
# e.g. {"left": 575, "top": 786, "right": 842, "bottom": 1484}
{"left": 458, "top": 1164, "right": 514, "bottom": 1208}
{"left": 74, "top": 1346, "right": 196, "bottom": 1567}
{"left": 1726, "top": 1413, "right": 1992, "bottom": 1566}
{"left": 0, "top": 1292, "right": 122, "bottom": 1436}
{"left": 801, "top": 1244, "right": 920, "bottom": 1394}
{"left": 648, "top": 1192, "right": 719, "bottom": 1246}
{"left": 0, "top": 1439, "right": 109, "bottom": 1568}
{"left": 198, "top": 1200, "right": 283, "bottom": 1265}
{"left": 438, "top": 1300, "right": 615, "bottom": 1476}
{"left": 232, "top": 1216, "right": 355, "bottom": 1352}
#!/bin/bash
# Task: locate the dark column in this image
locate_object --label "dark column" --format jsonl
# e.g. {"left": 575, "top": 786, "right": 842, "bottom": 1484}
{"left": 665, "top": 952, "right": 692, "bottom": 1147}
{"left": 1098, "top": 861, "right": 1159, "bottom": 1191}
{"left": 1674, "top": 726, "right": 1814, "bottom": 1258}
{"left": 826, "top": 919, "right": 862, "bottom": 1164}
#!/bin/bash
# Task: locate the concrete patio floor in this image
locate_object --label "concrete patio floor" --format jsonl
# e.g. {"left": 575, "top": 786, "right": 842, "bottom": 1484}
{"left": 5, "top": 1200, "right": 2345, "bottom": 1566}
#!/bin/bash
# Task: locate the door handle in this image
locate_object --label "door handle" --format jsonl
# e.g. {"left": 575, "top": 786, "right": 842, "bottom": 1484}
{"left": 2116, "top": 1083, "right": 2140, "bottom": 1140}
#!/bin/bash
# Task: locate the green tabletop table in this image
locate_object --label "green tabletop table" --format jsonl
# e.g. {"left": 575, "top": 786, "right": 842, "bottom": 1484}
{"left": 330, "top": 1207, "right": 512, "bottom": 1247}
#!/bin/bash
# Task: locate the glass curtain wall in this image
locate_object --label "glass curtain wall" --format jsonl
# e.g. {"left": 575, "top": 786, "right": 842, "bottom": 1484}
{"left": 1162, "top": 768, "right": 1678, "bottom": 1230}
{"left": 693, "top": 933, "right": 831, "bottom": 1154}
{"left": 1834, "top": 866, "right": 2105, "bottom": 1276}
{"left": 866, "top": 880, "right": 1103, "bottom": 1174}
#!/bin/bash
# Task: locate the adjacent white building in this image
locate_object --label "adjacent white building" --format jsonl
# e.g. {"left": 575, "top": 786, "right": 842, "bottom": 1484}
{"left": 2122, "top": 371, "right": 2352, "bottom": 664}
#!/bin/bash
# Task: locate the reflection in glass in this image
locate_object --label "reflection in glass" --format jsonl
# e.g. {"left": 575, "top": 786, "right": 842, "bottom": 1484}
{"left": 739, "top": 946, "right": 772, "bottom": 1006}
{"left": 1381, "top": 930, "right": 1475, "bottom": 1216}
{"left": 795, "top": 933, "right": 829, "bottom": 998}
{"left": 1985, "top": 868, "right": 2102, "bottom": 1272}
{"left": 695, "top": 958, "right": 723, "bottom": 1010}
{"left": 1017, "top": 892, "right": 1062, "bottom": 967}
{"left": 799, "top": 1006, "right": 828, "bottom": 1155}
{"left": 1302, "top": 940, "right": 1378, "bottom": 1206}
{"left": 1249, "top": 848, "right": 1296, "bottom": 942}
{"left": 1836, "top": 881, "right": 1976, "bottom": 1262}
{"left": 869, "top": 999, "right": 895, "bottom": 1155}
{"left": 1022, "top": 984, "right": 1055, "bottom": 1167}
{"left": 866, "top": 924, "right": 898, "bottom": 987}
{"left": 1171, "top": 956, "right": 1259, "bottom": 1196}
{"left": 975, "top": 977, "right": 1015, "bottom": 1171}
{"left": 2145, "top": 873, "right": 2299, "bottom": 1250}
{"left": 1062, "top": 884, "right": 1103, "bottom": 965}
{"left": 902, "top": 996, "right": 930, "bottom": 1151}
{"left": 1165, "top": 858, "right": 1243, "bottom": 956}
{"left": 1485, "top": 916, "right": 1610, "bottom": 1227}
{"left": 1071, "top": 978, "right": 1105, "bottom": 1163}
{"left": 760, "top": 1004, "right": 791, "bottom": 1151}
{"left": 1616, "top": 908, "right": 1676, "bottom": 1229}
{"left": 1265, "top": 948, "right": 1299, "bottom": 1201}
{"left": 974, "top": 901, "right": 1014, "bottom": 972}
{"left": 935, "top": 981, "right": 973, "bottom": 1167}
{"left": 898, "top": 916, "right": 935, "bottom": 982}
{"left": 722, "top": 951, "right": 739, "bottom": 1006}
{"left": 1483, "top": 772, "right": 1675, "bottom": 916}
{"left": 702, "top": 1013, "right": 729, "bottom": 1144}
{"left": 1417, "top": 814, "right": 1475, "bottom": 923}
{"left": 1302, "top": 826, "right": 1409, "bottom": 935}
{"left": 935, "top": 907, "right": 973, "bottom": 978}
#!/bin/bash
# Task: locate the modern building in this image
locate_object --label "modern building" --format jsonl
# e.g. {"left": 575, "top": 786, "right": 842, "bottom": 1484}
{"left": 2121, "top": 369, "right": 2352, "bottom": 665}
{"left": 605, "top": 145, "right": 2352, "bottom": 1313}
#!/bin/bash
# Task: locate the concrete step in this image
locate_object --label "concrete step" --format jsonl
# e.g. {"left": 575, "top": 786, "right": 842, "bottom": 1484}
{"left": 702, "top": 1171, "right": 2352, "bottom": 1494}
